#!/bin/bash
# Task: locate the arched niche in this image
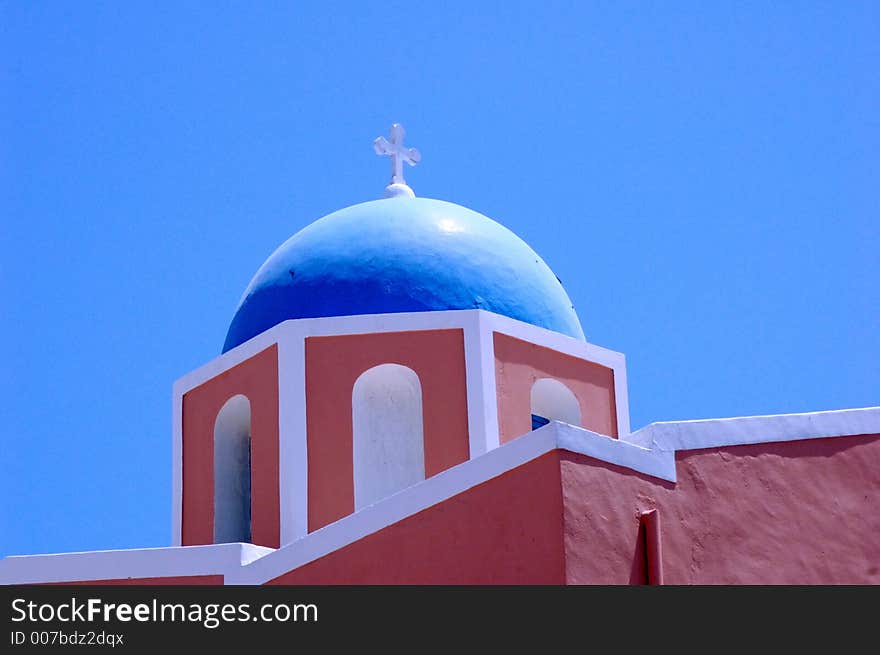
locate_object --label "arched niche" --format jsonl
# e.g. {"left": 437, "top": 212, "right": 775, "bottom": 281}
{"left": 530, "top": 378, "right": 582, "bottom": 429}
{"left": 213, "top": 394, "right": 251, "bottom": 543}
{"left": 352, "top": 364, "right": 425, "bottom": 510}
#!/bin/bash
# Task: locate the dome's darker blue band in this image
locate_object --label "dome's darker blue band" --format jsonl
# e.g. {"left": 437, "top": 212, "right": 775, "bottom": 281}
{"left": 223, "top": 197, "right": 584, "bottom": 352}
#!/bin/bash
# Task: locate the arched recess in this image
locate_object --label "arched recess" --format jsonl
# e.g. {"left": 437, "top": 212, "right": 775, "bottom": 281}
{"left": 530, "top": 378, "right": 582, "bottom": 429}
{"left": 352, "top": 364, "right": 425, "bottom": 510}
{"left": 213, "top": 394, "right": 251, "bottom": 543}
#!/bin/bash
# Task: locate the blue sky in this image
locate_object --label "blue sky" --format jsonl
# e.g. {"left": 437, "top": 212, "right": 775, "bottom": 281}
{"left": 1, "top": 2, "right": 877, "bottom": 557}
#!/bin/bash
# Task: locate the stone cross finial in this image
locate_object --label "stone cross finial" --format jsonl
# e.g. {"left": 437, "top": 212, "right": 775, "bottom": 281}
{"left": 373, "top": 124, "right": 420, "bottom": 197}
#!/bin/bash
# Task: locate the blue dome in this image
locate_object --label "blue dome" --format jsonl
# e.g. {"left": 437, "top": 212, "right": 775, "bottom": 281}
{"left": 223, "top": 197, "right": 584, "bottom": 352}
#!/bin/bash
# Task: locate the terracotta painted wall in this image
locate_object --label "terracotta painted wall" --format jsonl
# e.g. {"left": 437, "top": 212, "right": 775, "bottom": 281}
{"left": 305, "top": 330, "right": 470, "bottom": 531}
{"left": 267, "top": 432, "right": 879, "bottom": 584}
{"left": 268, "top": 452, "right": 566, "bottom": 584}
{"left": 49, "top": 433, "right": 875, "bottom": 585}
{"left": 561, "top": 433, "right": 880, "bottom": 584}
{"left": 57, "top": 575, "right": 224, "bottom": 585}
{"left": 493, "top": 332, "right": 617, "bottom": 443}
{"left": 181, "top": 345, "right": 280, "bottom": 548}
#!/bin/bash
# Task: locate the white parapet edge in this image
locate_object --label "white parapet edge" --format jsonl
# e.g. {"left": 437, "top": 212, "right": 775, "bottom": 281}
{"left": 555, "top": 422, "right": 676, "bottom": 481}
{"left": 225, "top": 421, "right": 673, "bottom": 585}
{"left": 0, "top": 542, "right": 274, "bottom": 586}
{"left": 624, "top": 406, "right": 880, "bottom": 452}
{"left": 170, "top": 308, "right": 630, "bottom": 546}
{"left": 171, "top": 308, "right": 625, "bottom": 396}
{"left": 7, "top": 405, "right": 879, "bottom": 585}
{"left": 8, "top": 423, "right": 662, "bottom": 586}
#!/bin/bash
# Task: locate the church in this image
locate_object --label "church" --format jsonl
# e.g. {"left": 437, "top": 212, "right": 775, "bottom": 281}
{"left": 2, "top": 125, "right": 878, "bottom": 585}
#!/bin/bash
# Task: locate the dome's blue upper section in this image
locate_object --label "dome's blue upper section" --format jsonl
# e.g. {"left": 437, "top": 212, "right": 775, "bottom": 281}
{"left": 223, "top": 197, "right": 584, "bottom": 352}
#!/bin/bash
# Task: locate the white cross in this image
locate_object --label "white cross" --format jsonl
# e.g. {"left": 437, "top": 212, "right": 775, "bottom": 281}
{"left": 373, "top": 123, "right": 421, "bottom": 187}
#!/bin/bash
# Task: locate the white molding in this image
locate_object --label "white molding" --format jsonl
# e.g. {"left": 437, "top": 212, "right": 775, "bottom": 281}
{"left": 226, "top": 421, "right": 670, "bottom": 585}
{"left": 170, "top": 388, "right": 183, "bottom": 546}
{"left": 174, "top": 309, "right": 623, "bottom": 395}
{"left": 479, "top": 311, "right": 631, "bottom": 440}
{"left": 8, "top": 409, "right": 878, "bottom": 585}
{"left": 479, "top": 310, "right": 626, "bottom": 372}
{"left": 8, "top": 423, "right": 667, "bottom": 585}
{"left": 172, "top": 311, "right": 481, "bottom": 400}
{"left": 169, "top": 309, "right": 630, "bottom": 547}
{"left": 289, "top": 309, "right": 480, "bottom": 340}
{"left": 277, "top": 338, "right": 308, "bottom": 545}
{"left": 463, "top": 311, "right": 495, "bottom": 457}
{"left": 173, "top": 324, "right": 286, "bottom": 397}
{"left": 0, "top": 543, "right": 274, "bottom": 586}
{"left": 475, "top": 311, "right": 502, "bottom": 452}
{"left": 553, "top": 423, "right": 676, "bottom": 481}
{"left": 611, "top": 354, "right": 631, "bottom": 437}
{"left": 170, "top": 326, "right": 287, "bottom": 546}
{"left": 627, "top": 406, "right": 880, "bottom": 452}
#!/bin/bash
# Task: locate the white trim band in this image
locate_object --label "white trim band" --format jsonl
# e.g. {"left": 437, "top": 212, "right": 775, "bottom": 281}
{"left": 227, "top": 421, "right": 672, "bottom": 584}
{"left": 0, "top": 543, "right": 274, "bottom": 586}
{"left": 625, "top": 406, "right": 880, "bottom": 452}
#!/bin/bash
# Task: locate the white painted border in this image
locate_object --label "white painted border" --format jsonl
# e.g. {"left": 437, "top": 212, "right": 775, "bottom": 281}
{"left": 170, "top": 309, "right": 631, "bottom": 546}
{"left": 173, "top": 323, "right": 287, "bottom": 400}
{"left": 0, "top": 543, "right": 274, "bottom": 586}
{"left": 4, "top": 423, "right": 667, "bottom": 586}
{"left": 170, "top": 325, "right": 287, "bottom": 548}
{"left": 478, "top": 311, "right": 626, "bottom": 372}
{"left": 611, "top": 356, "right": 632, "bottom": 438}
{"left": 9, "top": 407, "right": 878, "bottom": 585}
{"left": 627, "top": 406, "right": 880, "bottom": 452}
{"left": 465, "top": 310, "right": 499, "bottom": 456}
{"left": 226, "top": 421, "right": 674, "bottom": 585}
{"left": 173, "top": 309, "right": 625, "bottom": 396}
{"left": 277, "top": 337, "right": 308, "bottom": 545}
{"left": 479, "top": 311, "right": 631, "bottom": 438}
{"left": 554, "top": 423, "right": 675, "bottom": 481}
{"left": 170, "top": 389, "right": 183, "bottom": 546}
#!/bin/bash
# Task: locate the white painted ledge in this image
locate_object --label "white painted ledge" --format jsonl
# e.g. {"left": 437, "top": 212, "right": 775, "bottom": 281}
{"left": 554, "top": 423, "right": 676, "bottom": 482}
{"left": 227, "top": 422, "right": 673, "bottom": 585}
{"left": 6, "top": 408, "right": 878, "bottom": 585}
{"left": 624, "top": 406, "right": 880, "bottom": 452}
{"left": 0, "top": 543, "right": 274, "bottom": 586}
{"left": 2, "top": 423, "right": 661, "bottom": 586}
{"left": 173, "top": 308, "right": 627, "bottom": 396}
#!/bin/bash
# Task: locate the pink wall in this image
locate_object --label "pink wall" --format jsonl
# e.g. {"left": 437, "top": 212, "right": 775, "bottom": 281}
{"left": 493, "top": 332, "right": 618, "bottom": 443}
{"left": 305, "top": 330, "right": 470, "bottom": 532}
{"left": 181, "top": 345, "right": 280, "bottom": 548}
{"left": 561, "top": 433, "right": 880, "bottom": 584}
{"left": 48, "top": 432, "right": 877, "bottom": 585}
{"left": 56, "top": 575, "right": 224, "bottom": 585}
{"left": 269, "top": 432, "right": 880, "bottom": 584}
{"left": 268, "top": 452, "right": 566, "bottom": 584}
